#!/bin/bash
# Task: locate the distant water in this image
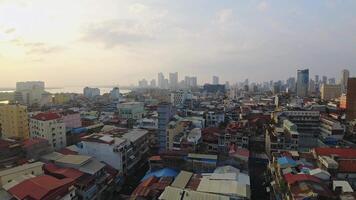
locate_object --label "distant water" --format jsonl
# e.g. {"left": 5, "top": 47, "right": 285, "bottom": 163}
{"left": 0, "top": 87, "right": 131, "bottom": 94}
{"left": 0, "top": 100, "right": 9, "bottom": 104}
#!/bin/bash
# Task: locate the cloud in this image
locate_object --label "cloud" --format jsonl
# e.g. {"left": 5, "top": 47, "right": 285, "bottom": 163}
{"left": 4, "top": 28, "right": 15, "bottom": 34}
{"left": 81, "top": 3, "right": 170, "bottom": 48}
{"left": 257, "top": 1, "right": 269, "bottom": 12}
{"left": 129, "top": 3, "right": 147, "bottom": 14}
{"left": 81, "top": 19, "right": 155, "bottom": 48}
{"left": 26, "top": 45, "right": 64, "bottom": 55}
{"left": 215, "top": 9, "right": 233, "bottom": 25}
{"left": 9, "top": 39, "right": 65, "bottom": 55}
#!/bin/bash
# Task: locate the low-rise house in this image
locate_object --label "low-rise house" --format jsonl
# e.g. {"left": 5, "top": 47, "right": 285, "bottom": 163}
{"left": 22, "top": 138, "right": 53, "bottom": 160}
{"left": 0, "top": 162, "right": 44, "bottom": 187}
{"left": 8, "top": 175, "right": 76, "bottom": 200}
{"left": 0, "top": 139, "right": 24, "bottom": 169}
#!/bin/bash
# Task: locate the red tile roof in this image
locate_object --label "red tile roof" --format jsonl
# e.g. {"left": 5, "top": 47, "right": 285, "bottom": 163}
{"left": 284, "top": 173, "right": 322, "bottom": 185}
{"left": 314, "top": 147, "right": 356, "bottom": 159}
{"left": 44, "top": 163, "right": 84, "bottom": 180}
{"left": 57, "top": 148, "right": 78, "bottom": 155}
{"left": 8, "top": 175, "right": 74, "bottom": 200}
{"left": 32, "top": 112, "right": 61, "bottom": 121}
{"left": 338, "top": 160, "right": 356, "bottom": 173}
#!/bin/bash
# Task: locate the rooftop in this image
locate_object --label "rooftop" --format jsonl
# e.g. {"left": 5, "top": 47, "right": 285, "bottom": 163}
{"left": 8, "top": 175, "right": 73, "bottom": 200}
{"left": 0, "top": 162, "right": 44, "bottom": 177}
{"left": 32, "top": 112, "right": 61, "bottom": 121}
{"left": 56, "top": 155, "right": 91, "bottom": 166}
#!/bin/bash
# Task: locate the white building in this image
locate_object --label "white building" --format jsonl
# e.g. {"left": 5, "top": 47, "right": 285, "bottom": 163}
{"left": 205, "top": 111, "right": 225, "bottom": 127}
{"left": 110, "top": 87, "right": 120, "bottom": 101}
{"left": 83, "top": 87, "right": 100, "bottom": 98}
{"left": 29, "top": 112, "right": 67, "bottom": 150}
{"left": 170, "top": 90, "right": 192, "bottom": 107}
{"left": 169, "top": 72, "right": 178, "bottom": 89}
{"left": 118, "top": 102, "right": 144, "bottom": 120}
{"left": 212, "top": 76, "right": 219, "bottom": 85}
{"left": 73, "top": 128, "right": 148, "bottom": 173}
{"left": 15, "top": 81, "right": 45, "bottom": 106}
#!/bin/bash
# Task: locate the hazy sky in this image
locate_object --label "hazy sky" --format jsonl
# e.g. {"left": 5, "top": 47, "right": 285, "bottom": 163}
{"left": 0, "top": 0, "right": 356, "bottom": 87}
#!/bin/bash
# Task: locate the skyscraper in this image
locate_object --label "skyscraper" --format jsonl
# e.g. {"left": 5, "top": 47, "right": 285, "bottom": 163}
{"left": 213, "top": 76, "right": 219, "bottom": 85}
{"left": 157, "top": 102, "right": 173, "bottom": 152}
{"left": 328, "top": 78, "right": 336, "bottom": 85}
{"left": 346, "top": 78, "right": 356, "bottom": 121}
{"left": 169, "top": 72, "right": 178, "bottom": 89}
{"left": 286, "top": 77, "right": 296, "bottom": 93}
{"left": 341, "top": 69, "right": 350, "bottom": 93}
{"left": 322, "top": 76, "right": 327, "bottom": 85}
{"left": 296, "top": 69, "right": 309, "bottom": 97}
{"left": 158, "top": 72, "right": 164, "bottom": 89}
{"left": 315, "top": 75, "right": 319, "bottom": 83}
{"left": 150, "top": 79, "right": 156, "bottom": 88}
{"left": 184, "top": 76, "right": 197, "bottom": 88}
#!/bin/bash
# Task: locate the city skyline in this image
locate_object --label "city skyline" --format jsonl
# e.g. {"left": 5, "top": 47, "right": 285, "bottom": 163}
{"left": 1, "top": 0, "right": 356, "bottom": 87}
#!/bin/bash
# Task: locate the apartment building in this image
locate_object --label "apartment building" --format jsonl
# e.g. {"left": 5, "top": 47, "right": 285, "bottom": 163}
{"left": 29, "top": 112, "right": 67, "bottom": 150}
{"left": 0, "top": 104, "right": 29, "bottom": 140}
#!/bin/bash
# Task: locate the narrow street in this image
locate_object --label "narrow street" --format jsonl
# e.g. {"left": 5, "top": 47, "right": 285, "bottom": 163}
{"left": 249, "top": 155, "right": 270, "bottom": 200}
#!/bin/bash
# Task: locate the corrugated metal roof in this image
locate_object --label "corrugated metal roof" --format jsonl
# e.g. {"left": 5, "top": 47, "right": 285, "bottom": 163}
{"left": 159, "top": 186, "right": 230, "bottom": 200}
{"left": 188, "top": 153, "right": 217, "bottom": 160}
{"left": 183, "top": 190, "right": 230, "bottom": 200}
{"left": 56, "top": 155, "right": 91, "bottom": 165}
{"left": 197, "top": 177, "right": 250, "bottom": 198}
{"left": 0, "top": 162, "right": 44, "bottom": 177}
{"left": 79, "top": 159, "right": 105, "bottom": 175}
{"left": 159, "top": 186, "right": 182, "bottom": 200}
{"left": 171, "top": 171, "right": 193, "bottom": 189}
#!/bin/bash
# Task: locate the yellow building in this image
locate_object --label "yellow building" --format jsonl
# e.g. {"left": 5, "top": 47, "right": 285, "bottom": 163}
{"left": 53, "top": 93, "right": 71, "bottom": 104}
{"left": 321, "top": 84, "right": 341, "bottom": 101}
{"left": 0, "top": 104, "right": 30, "bottom": 139}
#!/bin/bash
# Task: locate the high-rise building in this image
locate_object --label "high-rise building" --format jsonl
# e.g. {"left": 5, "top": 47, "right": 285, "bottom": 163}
{"left": 0, "top": 104, "right": 29, "bottom": 139}
{"left": 322, "top": 76, "right": 327, "bottom": 85}
{"left": 341, "top": 69, "right": 350, "bottom": 93}
{"left": 158, "top": 73, "right": 165, "bottom": 89}
{"left": 346, "top": 78, "right": 356, "bottom": 121}
{"left": 15, "top": 81, "right": 45, "bottom": 106}
{"left": 212, "top": 76, "right": 219, "bottom": 85}
{"left": 157, "top": 103, "right": 173, "bottom": 152}
{"left": 169, "top": 72, "right": 178, "bottom": 89}
{"left": 320, "top": 84, "right": 341, "bottom": 101}
{"left": 315, "top": 75, "right": 319, "bottom": 83}
{"left": 286, "top": 77, "right": 296, "bottom": 93}
{"left": 150, "top": 79, "right": 156, "bottom": 88}
{"left": 163, "top": 79, "right": 169, "bottom": 89}
{"left": 138, "top": 79, "right": 148, "bottom": 88}
{"left": 296, "top": 69, "right": 309, "bottom": 97}
{"left": 328, "top": 78, "right": 336, "bottom": 85}
{"left": 309, "top": 79, "right": 316, "bottom": 94}
{"left": 110, "top": 87, "right": 120, "bottom": 101}
{"left": 83, "top": 87, "right": 100, "bottom": 98}
{"left": 184, "top": 76, "right": 198, "bottom": 88}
